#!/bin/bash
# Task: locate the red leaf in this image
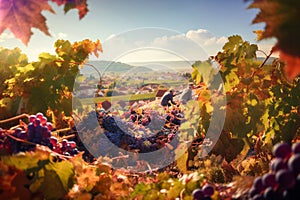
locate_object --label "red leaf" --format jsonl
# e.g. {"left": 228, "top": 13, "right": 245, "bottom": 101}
{"left": 62, "top": 0, "right": 89, "bottom": 19}
{"left": 0, "top": 0, "right": 54, "bottom": 45}
{"left": 51, "top": 0, "right": 67, "bottom": 6}
{"left": 279, "top": 51, "right": 300, "bottom": 81}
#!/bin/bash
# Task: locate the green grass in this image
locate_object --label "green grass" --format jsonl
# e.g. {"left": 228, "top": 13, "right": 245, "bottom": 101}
{"left": 77, "top": 80, "right": 187, "bottom": 105}
{"left": 78, "top": 92, "right": 157, "bottom": 105}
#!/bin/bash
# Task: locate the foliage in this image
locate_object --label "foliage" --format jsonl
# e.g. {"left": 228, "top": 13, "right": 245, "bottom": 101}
{"left": 216, "top": 35, "right": 300, "bottom": 145}
{"left": 236, "top": 155, "right": 269, "bottom": 177}
{"left": 0, "top": 47, "right": 29, "bottom": 119}
{"left": 0, "top": 146, "right": 131, "bottom": 200}
{"left": 190, "top": 35, "right": 300, "bottom": 163}
{"left": 0, "top": 146, "right": 74, "bottom": 200}
{"left": 248, "top": 0, "right": 300, "bottom": 80}
{"left": 130, "top": 172, "right": 204, "bottom": 200}
{"left": 0, "top": 145, "right": 205, "bottom": 200}
{"left": 0, "top": 0, "right": 89, "bottom": 45}
{"left": 0, "top": 39, "right": 102, "bottom": 128}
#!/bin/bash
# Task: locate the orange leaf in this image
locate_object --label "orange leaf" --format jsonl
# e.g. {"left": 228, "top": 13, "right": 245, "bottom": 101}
{"left": 0, "top": 0, "right": 54, "bottom": 45}
{"left": 93, "top": 39, "right": 103, "bottom": 58}
{"left": 279, "top": 51, "right": 300, "bottom": 80}
{"left": 63, "top": 0, "right": 89, "bottom": 20}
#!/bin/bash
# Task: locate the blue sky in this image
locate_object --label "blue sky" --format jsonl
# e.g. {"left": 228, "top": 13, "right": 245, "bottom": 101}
{"left": 0, "top": 0, "right": 276, "bottom": 62}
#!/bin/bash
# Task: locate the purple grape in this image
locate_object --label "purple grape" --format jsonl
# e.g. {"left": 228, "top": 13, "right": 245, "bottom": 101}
{"left": 68, "top": 141, "right": 77, "bottom": 148}
{"left": 36, "top": 112, "right": 44, "bottom": 120}
{"left": 14, "top": 128, "right": 22, "bottom": 135}
{"left": 46, "top": 122, "right": 53, "bottom": 131}
{"left": 249, "top": 187, "right": 259, "bottom": 198}
{"left": 63, "top": 152, "right": 70, "bottom": 156}
{"left": 283, "top": 189, "right": 296, "bottom": 200}
{"left": 50, "top": 136, "right": 58, "bottom": 145}
{"left": 263, "top": 187, "right": 275, "bottom": 199}
{"left": 253, "top": 176, "right": 264, "bottom": 192}
{"left": 270, "top": 158, "right": 287, "bottom": 172}
{"left": 19, "top": 131, "right": 27, "bottom": 140}
{"left": 72, "top": 148, "right": 79, "bottom": 155}
{"left": 252, "top": 193, "right": 263, "bottom": 200}
{"left": 27, "top": 123, "right": 35, "bottom": 140}
{"left": 276, "top": 169, "right": 296, "bottom": 189}
{"left": 262, "top": 172, "right": 277, "bottom": 188}
{"left": 296, "top": 174, "right": 300, "bottom": 189}
{"left": 29, "top": 115, "right": 36, "bottom": 123}
{"left": 292, "top": 142, "right": 300, "bottom": 155}
{"left": 192, "top": 188, "right": 205, "bottom": 200}
{"left": 272, "top": 142, "right": 291, "bottom": 159}
{"left": 202, "top": 184, "right": 214, "bottom": 196}
{"left": 41, "top": 116, "right": 47, "bottom": 125}
{"left": 288, "top": 154, "right": 300, "bottom": 175}
{"left": 34, "top": 118, "right": 41, "bottom": 127}
{"left": 62, "top": 139, "right": 68, "bottom": 147}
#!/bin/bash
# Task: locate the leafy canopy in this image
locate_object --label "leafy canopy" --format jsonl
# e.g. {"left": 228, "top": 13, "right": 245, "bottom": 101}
{"left": 0, "top": 39, "right": 102, "bottom": 128}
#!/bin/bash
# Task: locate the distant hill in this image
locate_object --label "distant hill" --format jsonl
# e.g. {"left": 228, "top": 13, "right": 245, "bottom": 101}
{"left": 80, "top": 60, "right": 153, "bottom": 74}
{"left": 128, "top": 60, "right": 195, "bottom": 72}
{"left": 257, "top": 57, "right": 277, "bottom": 64}
{"left": 81, "top": 58, "right": 276, "bottom": 74}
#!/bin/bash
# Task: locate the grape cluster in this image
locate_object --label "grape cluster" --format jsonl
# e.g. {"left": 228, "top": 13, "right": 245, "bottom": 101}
{"left": 101, "top": 114, "right": 179, "bottom": 153}
{"left": 2, "top": 112, "right": 78, "bottom": 156}
{"left": 192, "top": 183, "right": 215, "bottom": 200}
{"left": 49, "top": 137, "right": 79, "bottom": 156}
{"left": 75, "top": 105, "right": 182, "bottom": 161}
{"left": 249, "top": 142, "right": 300, "bottom": 200}
{"left": 27, "top": 112, "right": 52, "bottom": 146}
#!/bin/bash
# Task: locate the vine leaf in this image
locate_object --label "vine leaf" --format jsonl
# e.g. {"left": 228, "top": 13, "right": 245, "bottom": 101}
{"left": 1, "top": 146, "right": 51, "bottom": 170}
{"left": 52, "top": 0, "right": 89, "bottom": 19}
{"left": 249, "top": 0, "right": 300, "bottom": 79}
{"left": 63, "top": 0, "right": 89, "bottom": 19}
{"left": 249, "top": 0, "right": 300, "bottom": 56}
{"left": 44, "top": 161, "right": 75, "bottom": 195}
{"left": 0, "top": 0, "right": 54, "bottom": 45}
{"left": 280, "top": 51, "right": 300, "bottom": 81}
{"left": 175, "top": 143, "right": 189, "bottom": 173}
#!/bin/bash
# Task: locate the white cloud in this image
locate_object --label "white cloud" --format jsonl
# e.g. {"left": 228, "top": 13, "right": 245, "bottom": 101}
{"left": 97, "top": 28, "right": 228, "bottom": 63}
{"left": 0, "top": 32, "right": 14, "bottom": 42}
{"left": 57, "top": 32, "right": 67, "bottom": 39}
{"left": 217, "top": 36, "right": 228, "bottom": 44}
{"left": 49, "top": 32, "right": 68, "bottom": 39}
{"left": 185, "top": 29, "right": 228, "bottom": 56}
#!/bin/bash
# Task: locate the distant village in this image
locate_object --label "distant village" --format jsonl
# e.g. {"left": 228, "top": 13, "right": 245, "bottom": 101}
{"left": 75, "top": 70, "right": 191, "bottom": 99}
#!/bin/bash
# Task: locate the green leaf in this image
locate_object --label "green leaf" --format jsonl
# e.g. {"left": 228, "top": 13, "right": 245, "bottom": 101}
{"left": 1, "top": 150, "right": 50, "bottom": 170}
{"left": 222, "top": 35, "right": 243, "bottom": 52}
{"left": 29, "top": 168, "right": 45, "bottom": 193}
{"left": 55, "top": 40, "right": 72, "bottom": 57}
{"left": 191, "top": 61, "right": 215, "bottom": 85}
{"left": 38, "top": 52, "right": 57, "bottom": 63}
{"left": 45, "top": 160, "right": 74, "bottom": 192}
{"left": 130, "top": 182, "right": 152, "bottom": 198}
{"left": 175, "top": 143, "right": 189, "bottom": 173}
{"left": 38, "top": 170, "right": 68, "bottom": 200}
{"left": 19, "top": 63, "right": 35, "bottom": 73}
